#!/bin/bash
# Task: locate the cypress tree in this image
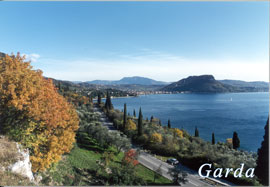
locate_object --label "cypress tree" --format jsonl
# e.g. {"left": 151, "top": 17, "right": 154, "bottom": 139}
{"left": 150, "top": 116, "right": 154, "bottom": 122}
{"left": 195, "top": 127, "right": 199, "bottom": 137}
{"left": 105, "top": 91, "right": 113, "bottom": 110}
{"left": 212, "top": 133, "right": 215, "bottom": 145}
{"left": 168, "top": 119, "right": 171, "bottom": 129}
{"left": 255, "top": 118, "right": 269, "bottom": 186}
{"left": 133, "top": 109, "right": 136, "bottom": 117}
{"left": 232, "top": 131, "right": 240, "bottom": 149}
{"left": 97, "top": 93, "right": 101, "bottom": 105}
{"left": 138, "top": 107, "right": 143, "bottom": 136}
{"left": 89, "top": 96, "right": 93, "bottom": 103}
{"left": 123, "top": 103, "right": 127, "bottom": 131}
{"left": 105, "top": 91, "right": 109, "bottom": 109}
{"left": 58, "top": 82, "right": 61, "bottom": 90}
{"left": 159, "top": 120, "right": 161, "bottom": 126}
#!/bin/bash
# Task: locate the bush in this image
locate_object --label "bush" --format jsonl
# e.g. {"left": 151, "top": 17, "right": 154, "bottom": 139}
{"left": 150, "top": 133, "right": 163, "bottom": 143}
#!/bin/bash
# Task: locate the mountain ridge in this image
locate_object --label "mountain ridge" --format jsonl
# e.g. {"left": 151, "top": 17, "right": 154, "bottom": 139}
{"left": 161, "top": 75, "right": 237, "bottom": 93}
{"left": 85, "top": 76, "right": 169, "bottom": 85}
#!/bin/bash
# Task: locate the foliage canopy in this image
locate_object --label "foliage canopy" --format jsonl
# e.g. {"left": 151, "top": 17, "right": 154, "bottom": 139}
{"left": 0, "top": 54, "right": 79, "bottom": 172}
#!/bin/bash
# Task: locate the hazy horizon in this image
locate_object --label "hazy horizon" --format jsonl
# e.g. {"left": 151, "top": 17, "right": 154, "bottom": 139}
{"left": 52, "top": 75, "right": 268, "bottom": 83}
{"left": 0, "top": 2, "right": 269, "bottom": 82}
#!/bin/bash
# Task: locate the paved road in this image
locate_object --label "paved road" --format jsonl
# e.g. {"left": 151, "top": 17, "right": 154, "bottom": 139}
{"left": 94, "top": 106, "right": 233, "bottom": 186}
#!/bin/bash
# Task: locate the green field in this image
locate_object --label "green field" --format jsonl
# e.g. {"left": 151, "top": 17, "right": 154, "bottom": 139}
{"left": 40, "top": 144, "right": 172, "bottom": 185}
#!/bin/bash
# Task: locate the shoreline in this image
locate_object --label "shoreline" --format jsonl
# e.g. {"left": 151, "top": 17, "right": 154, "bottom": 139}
{"left": 93, "top": 91, "right": 268, "bottom": 101}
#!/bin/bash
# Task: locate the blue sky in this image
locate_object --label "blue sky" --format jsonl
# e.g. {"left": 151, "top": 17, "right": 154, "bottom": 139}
{"left": 0, "top": 2, "right": 269, "bottom": 82}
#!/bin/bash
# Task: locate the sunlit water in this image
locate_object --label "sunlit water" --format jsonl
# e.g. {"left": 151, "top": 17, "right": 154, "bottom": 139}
{"left": 111, "top": 92, "right": 269, "bottom": 152}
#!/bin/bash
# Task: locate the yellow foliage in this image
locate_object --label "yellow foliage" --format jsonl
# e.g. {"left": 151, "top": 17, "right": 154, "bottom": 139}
{"left": 173, "top": 128, "right": 183, "bottom": 138}
{"left": 226, "top": 138, "right": 232, "bottom": 144}
{"left": 150, "top": 132, "right": 162, "bottom": 143}
{"left": 126, "top": 119, "right": 137, "bottom": 131}
{"left": 0, "top": 54, "right": 79, "bottom": 172}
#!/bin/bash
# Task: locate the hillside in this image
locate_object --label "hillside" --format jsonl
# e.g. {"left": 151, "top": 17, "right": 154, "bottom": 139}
{"left": 86, "top": 76, "right": 169, "bottom": 85}
{"left": 161, "top": 75, "right": 237, "bottom": 93}
{"left": 219, "top": 79, "right": 268, "bottom": 92}
{"left": 0, "top": 52, "right": 5, "bottom": 58}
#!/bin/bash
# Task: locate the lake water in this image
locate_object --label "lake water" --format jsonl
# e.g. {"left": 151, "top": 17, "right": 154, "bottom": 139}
{"left": 111, "top": 92, "right": 269, "bottom": 152}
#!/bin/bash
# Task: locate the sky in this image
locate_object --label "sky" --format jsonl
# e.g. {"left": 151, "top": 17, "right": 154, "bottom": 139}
{"left": 0, "top": 2, "right": 269, "bottom": 82}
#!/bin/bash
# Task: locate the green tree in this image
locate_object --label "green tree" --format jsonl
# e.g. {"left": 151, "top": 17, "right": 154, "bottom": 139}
{"left": 150, "top": 116, "right": 154, "bottom": 122}
{"left": 105, "top": 91, "right": 113, "bottom": 110}
{"left": 255, "top": 118, "right": 269, "bottom": 186}
{"left": 168, "top": 119, "right": 171, "bottom": 129}
{"left": 168, "top": 167, "right": 188, "bottom": 185}
{"left": 98, "top": 93, "right": 102, "bottom": 105}
{"left": 133, "top": 109, "right": 136, "bottom": 117}
{"left": 232, "top": 131, "right": 240, "bottom": 149}
{"left": 212, "top": 132, "right": 215, "bottom": 145}
{"left": 195, "top": 127, "right": 199, "bottom": 137}
{"left": 123, "top": 103, "right": 127, "bottom": 131}
{"left": 109, "top": 163, "right": 145, "bottom": 185}
{"left": 138, "top": 107, "right": 143, "bottom": 136}
{"left": 154, "top": 164, "right": 162, "bottom": 182}
{"left": 89, "top": 95, "right": 93, "bottom": 103}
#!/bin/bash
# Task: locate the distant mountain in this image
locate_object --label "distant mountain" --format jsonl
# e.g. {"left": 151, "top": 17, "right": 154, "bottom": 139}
{"left": 161, "top": 75, "right": 239, "bottom": 93}
{"left": 71, "top": 81, "right": 83, "bottom": 84}
{"left": 219, "top": 79, "right": 268, "bottom": 89}
{"left": 161, "top": 75, "right": 269, "bottom": 93}
{"left": 86, "top": 76, "right": 169, "bottom": 85}
{"left": 86, "top": 80, "right": 114, "bottom": 85}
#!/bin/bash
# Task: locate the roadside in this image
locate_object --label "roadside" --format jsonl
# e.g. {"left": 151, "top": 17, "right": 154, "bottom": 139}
{"left": 93, "top": 105, "right": 234, "bottom": 186}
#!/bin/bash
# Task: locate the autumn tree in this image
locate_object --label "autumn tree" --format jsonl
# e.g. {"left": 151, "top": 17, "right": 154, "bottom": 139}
{"left": 123, "top": 149, "right": 139, "bottom": 166}
{"left": 150, "top": 133, "right": 163, "bottom": 143}
{"left": 123, "top": 103, "right": 127, "bottom": 131}
{"left": 173, "top": 128, "right": 183, "bottom": 139}
{"left": 0, "top": 54, "right": 79, "bottom": 172}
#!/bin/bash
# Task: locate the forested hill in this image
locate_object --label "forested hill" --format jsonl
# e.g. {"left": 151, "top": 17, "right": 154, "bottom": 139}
{"left": 161, "top": 75, "right": 268, "bottom": 93}
{"left": 219, "top": 80, "right": 268, "bottom": 92}
{"left": 160, "top": 75, "right": 236, "bottom": 93}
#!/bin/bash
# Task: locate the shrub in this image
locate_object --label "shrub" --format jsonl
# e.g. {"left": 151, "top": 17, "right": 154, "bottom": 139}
{"left": 173, "top": 128, "right": 183, "bottom": 138}
{"left": 126, "top": 119, "right": 137, "bottom": 131}
{"left": 150, "top": 133, "right": 163, "bottom": 143}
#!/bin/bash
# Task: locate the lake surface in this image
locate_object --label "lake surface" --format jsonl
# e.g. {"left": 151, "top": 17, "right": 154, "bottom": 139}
{"left": 111, "top": 92, "right": 269, "bottom": 152}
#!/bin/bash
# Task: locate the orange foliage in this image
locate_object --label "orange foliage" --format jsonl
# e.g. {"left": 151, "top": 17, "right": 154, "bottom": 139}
{"left": 0, "top": 54, "right": 79, "bottom": 172}
{"left": 123, "top": 149, "right": 139, "bottom": 166}
{"left": 63, "top": 92, "right": 90, "bottom": 106}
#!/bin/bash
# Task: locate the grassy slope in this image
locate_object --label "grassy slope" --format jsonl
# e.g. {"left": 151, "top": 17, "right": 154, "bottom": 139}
{"left": 41, "top": 144, "right": 172, "bottom": 185}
